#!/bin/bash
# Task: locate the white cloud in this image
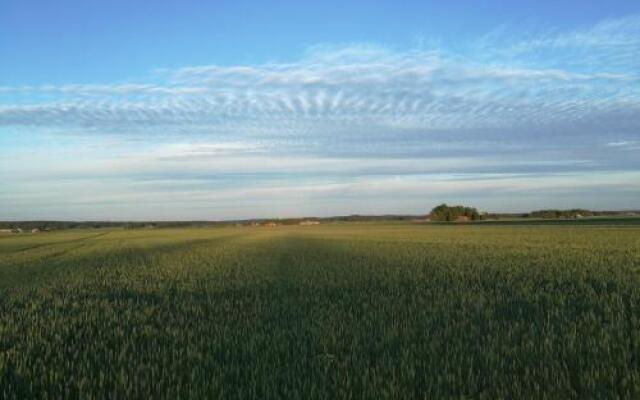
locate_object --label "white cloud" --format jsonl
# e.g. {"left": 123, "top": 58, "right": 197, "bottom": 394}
{"left": 1, "top": 15, "right": 640, "bottom": 218}
{"left": 2, "top": 16, "right": 639, "bottom": 140}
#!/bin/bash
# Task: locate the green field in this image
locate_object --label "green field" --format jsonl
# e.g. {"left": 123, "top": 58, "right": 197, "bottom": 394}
{"left": 1, "top": 223, "right": 640, "bottom": 399}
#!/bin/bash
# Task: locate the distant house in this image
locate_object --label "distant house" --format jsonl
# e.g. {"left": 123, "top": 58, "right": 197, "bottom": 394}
{"left": 263, "top": 222, "right": 278, "bottom": 227}
{"left": 11, "top": 228, "right": 23, "bottom": 234}
{"left": 0, "top": 229, "right": 12, "bottom": 234}
{"left": 299, "top": 220, "right": 320, "bottom": 226}
{"left": 455, "top": 215, "right": 470, "bottom": 223}
{"left": 31, "top": 228, "right": 40, "bottom": 233}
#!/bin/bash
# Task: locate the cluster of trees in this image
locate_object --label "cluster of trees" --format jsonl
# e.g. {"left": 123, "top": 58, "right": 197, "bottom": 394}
{"left": 527, "top": 209, "right": 593, "bottom": 219}
{"left": 429, "top": 204, "right": 481, "bottom": 222}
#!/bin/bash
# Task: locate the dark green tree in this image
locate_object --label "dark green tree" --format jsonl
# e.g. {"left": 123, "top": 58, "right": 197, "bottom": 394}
{"left": 429, "top": 203, "right": 481, "bottom": 221}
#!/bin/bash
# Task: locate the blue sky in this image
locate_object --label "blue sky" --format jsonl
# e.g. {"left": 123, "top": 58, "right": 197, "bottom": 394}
{"left": 1, "top": 1, "right": 639, "bottom": 220}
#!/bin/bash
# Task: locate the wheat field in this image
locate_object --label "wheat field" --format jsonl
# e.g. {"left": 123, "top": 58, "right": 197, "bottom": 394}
{"left": 1, "top": 223, "right": 640, "bottom": 399}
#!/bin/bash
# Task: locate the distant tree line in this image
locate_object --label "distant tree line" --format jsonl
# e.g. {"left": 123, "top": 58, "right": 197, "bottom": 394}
{"left": 0, "top": 216, "right": 418, "bottom": 231}
{"left": 429, "top": 204, "right": 481, "bottom": 222}
{"left": 0, "top": 221, "right": 210, "bottom": 231}
{"left": 2, "top": 209, "right": 636, "bottom": 231}
{"left": 527, "top": 209, "right": 593, "bottom": 219}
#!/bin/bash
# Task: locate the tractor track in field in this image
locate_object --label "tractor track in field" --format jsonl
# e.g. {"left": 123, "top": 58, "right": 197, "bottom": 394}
{"left": 12, "top": 231, "right": 113, "bottom": 254}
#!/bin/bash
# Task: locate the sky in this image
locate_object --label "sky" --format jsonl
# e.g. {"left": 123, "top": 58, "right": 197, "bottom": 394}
{"left": 1, "top": 1, "right": 639, "bottom": 220}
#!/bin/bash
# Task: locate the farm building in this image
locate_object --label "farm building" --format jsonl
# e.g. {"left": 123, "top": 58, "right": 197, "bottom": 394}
{"left": 299, "top": 220, "right": 320, "bottom": 226}
{"left": 455, "top": 215, "right": 470, "bottom": 223}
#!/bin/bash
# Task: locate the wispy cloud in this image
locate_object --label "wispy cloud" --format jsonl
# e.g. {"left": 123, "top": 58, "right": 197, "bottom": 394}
{"left": 1, "top": 15, "right": 639, "bottom": 218}
{"left": 2, "top": 17, "right": 639, "bottom": 138}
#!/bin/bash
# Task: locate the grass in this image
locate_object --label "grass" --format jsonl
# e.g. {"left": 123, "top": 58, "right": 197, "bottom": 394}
{"left": 1, "top": 223, "right": 640, "bottom": 399}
